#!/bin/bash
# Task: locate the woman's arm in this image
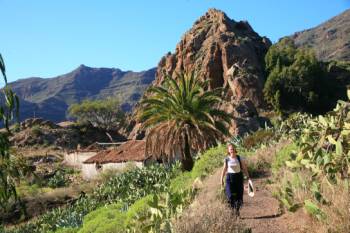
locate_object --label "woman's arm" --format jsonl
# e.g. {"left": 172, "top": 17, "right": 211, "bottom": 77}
{"left": 220, "top": 161, "right": 228, "bottom": 187}
{"left": 241, "top": 159, "right": 250, "bottom": 180}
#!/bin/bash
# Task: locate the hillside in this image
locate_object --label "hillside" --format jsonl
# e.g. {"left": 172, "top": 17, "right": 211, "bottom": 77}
{"left": 290, "top": 9, "right": 350, "bottom": 61}
{"left": 8, "top": 65, "right": 156, "bottom": 122}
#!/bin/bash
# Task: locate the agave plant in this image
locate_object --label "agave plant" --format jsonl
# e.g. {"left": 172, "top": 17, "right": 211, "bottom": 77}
{"left": 138, "top": 72, "right": 231, "bottom": 171}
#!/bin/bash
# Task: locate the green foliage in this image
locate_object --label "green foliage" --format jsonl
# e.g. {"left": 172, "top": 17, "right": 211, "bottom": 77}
{"left": 16, "top": 182, "right": 41, "bottom": 197}
{"left": 264, "top": 38, "right": 347, "bottom": 115}
{"left": 74, "top": 144, "right": 227, "bottom": 233}
{"left": 242, "top": 129, "right": 275, "bottom": 150}
{"left": 272, "top": 143, "right": 298, "bottom": 173}
{"left": 31, "top": 125, "right": 42, "bottom": 136}
{"left": 170, "top": 144, "right": 226, "bottom": 192}
{"left": 274, "top": 93, "right": 350, "bottom": 224}
{"left": 49, "top": 228, "right": 78, "bottom": 233}
{"left": 47, "top": 170, "right": 70, "bottom": 188}
{"left": 139, "top": 71, "right": 231, "bottom": 171}
{"left": 285, "top": 98, "right": 350, "bottom": 181}
{"left": 127, "top": 190, "right": 195, "bottom": 233}
{"left": 94, "top": 165, "right": 172, "bottom": 205}
{"left": 4, "top": 165, "right": 173, "bottom": 233}
{"left": 78, "top": 204, "right": 126, "bottom": 233}
{"left": 124, "top": 195, "right": 153, "bottom": 226}
{"left": 77, "top": 196, "right": 154, "bottom": 233}
{"left": 68, "top": 98, "right": 125, "bottom": 130}
{"left": 0, "top": 54, "right": 30, "bottom": 213}
{"left": 304, "top": 200, "right": 326, "bottom": 221}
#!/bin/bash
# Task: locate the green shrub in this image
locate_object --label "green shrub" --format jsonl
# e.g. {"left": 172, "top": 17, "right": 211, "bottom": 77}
{"left": 5, "top": 165, "right": 173, "bottom": 233}
{"left": 50, "top": 228, "right": 79, "bottom": 233}
{"left": 272, "top": 143, "right": 297, "bottom": 173}
{"left": 170, "top": 145, "right": 226, "bottom": 192}
{"left": 16, "top": 182, "right": 41, "bottom": 197}
{"left": 191, "top": 144, "right": 226, "bottom": 179}
{"left": 242, "top": 129, "right": 275, "bottom": 150}
{"left": 47, "top": 170, "right": 70, "bottom": 188}
{"left": 77, "top": 195, "right": 153, "bottom": 233}
{"left": 31, "top": 125, "right": 42, "bottom": 136}
{"left": 169, "top": 172, "right": 193, "bottom": 193}
{"left": 78, "top": 204, "right": 126, "bottom": 233}
{"left": 264, "top": 38, "right": 347, "bottom": 115}
{"left": 124, "top": 195, "right": 153, "bottom": 226}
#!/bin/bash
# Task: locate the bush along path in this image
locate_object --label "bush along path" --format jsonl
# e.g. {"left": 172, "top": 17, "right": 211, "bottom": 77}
{"left": 173, "top": 140, "right": 313, "bottom": 233}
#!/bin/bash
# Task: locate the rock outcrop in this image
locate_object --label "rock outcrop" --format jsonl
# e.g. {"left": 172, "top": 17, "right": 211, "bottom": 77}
{"left": 130, "top": 9, "right": 271, "bottom": 137}
{"left": 155, "top": 9, "right": 271, "bottom": 109}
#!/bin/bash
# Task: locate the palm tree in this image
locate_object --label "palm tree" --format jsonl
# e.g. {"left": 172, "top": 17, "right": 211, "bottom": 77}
{"left": 138, "top": 72, "right": 231, "bottom": 171}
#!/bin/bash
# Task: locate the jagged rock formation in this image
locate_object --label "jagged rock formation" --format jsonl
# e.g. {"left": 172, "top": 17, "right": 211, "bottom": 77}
{"left": 155, "top": 9, "right": 271, "bottom": 108}
{"left": 129, "top": 9, "right": 271, "bottom": 137}
{"left": 290, "top": 9, "right": 350, "bottom": 62}
{"left": 8, "top": 65, "right": 156, "bottom": 123}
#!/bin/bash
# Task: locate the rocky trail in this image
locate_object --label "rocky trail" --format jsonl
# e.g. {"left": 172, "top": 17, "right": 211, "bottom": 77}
{"left": 177, "top": 167, "right": 312, "bottom": 233}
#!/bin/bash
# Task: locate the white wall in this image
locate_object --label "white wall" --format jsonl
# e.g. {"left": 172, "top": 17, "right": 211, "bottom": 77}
{"left": 64, "top": 151, "right": 97, "bottom": 168}
{"left": 81, "top": 163, "right": 100, "bottom": 180}
{"left": 82, "top": 161, "right": 144, "bottom": 180}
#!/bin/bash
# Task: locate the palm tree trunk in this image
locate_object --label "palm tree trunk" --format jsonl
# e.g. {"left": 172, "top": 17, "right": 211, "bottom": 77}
{"left": 182, "top": 132, "right": 194, "bottom": 171}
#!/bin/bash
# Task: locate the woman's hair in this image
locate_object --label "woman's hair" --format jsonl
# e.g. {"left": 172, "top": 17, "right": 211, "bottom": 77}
{"left": 227, "top": 143, "right": 236, "bottom": 152}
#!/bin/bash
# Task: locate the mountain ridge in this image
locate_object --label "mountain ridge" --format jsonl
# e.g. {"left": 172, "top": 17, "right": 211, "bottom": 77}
{"left": 8, "top": 65, "right": 156, "bottom": 122}
{"left": 289, "top": 8, "right": 350, "bottom": 61}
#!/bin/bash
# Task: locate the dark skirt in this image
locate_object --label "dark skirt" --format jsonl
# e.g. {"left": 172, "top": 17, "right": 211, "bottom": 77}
{"left": 225, "top": 172, "right": 244, "bottom": 211}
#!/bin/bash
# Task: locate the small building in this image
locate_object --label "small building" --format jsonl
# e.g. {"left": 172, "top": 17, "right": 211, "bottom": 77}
{"left": 82, "top": 140, "right": 150, "bottom": 180}
{"left": 63, "top": 143, "right": 101, "bottom": 168}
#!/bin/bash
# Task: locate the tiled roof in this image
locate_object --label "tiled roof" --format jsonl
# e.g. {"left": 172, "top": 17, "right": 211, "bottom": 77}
{"left": 83, "top": 140, "right": 147, "bottom": 164}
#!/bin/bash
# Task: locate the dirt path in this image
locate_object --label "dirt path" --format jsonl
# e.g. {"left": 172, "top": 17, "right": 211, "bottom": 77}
{"left": 176, "top": 168, "right": 312, "bottom": 233}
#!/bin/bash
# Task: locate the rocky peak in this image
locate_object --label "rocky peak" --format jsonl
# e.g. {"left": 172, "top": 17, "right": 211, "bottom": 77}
{"left": 129, "top": 9, "right": 271, "bottom": 138}
{"left": 155, "top": 8, "right": 271, "bottom": 109}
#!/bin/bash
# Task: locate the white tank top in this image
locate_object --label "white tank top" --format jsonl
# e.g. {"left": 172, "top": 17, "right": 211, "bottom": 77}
{"left": 226, "top": 156, "right": 245, "bottom": 173}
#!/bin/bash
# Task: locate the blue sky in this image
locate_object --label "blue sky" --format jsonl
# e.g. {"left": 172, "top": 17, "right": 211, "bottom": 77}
{"left": 1, "top": 0, "right": 349, "bottom": 82}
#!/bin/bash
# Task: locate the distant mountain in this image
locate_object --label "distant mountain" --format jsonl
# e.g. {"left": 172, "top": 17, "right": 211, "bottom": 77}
{"left": 290, "top": 9, "right": 350, "bottom": 62}
{"left": 9, "top": 65, "right": 156, "bottom": 122}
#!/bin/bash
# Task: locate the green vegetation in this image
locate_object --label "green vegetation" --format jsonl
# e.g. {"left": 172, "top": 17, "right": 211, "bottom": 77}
{"left": 264, "top": 38, "right": 348, "bottom": 115}
{"left": 139, "top": 72, "right": 231, "bottom": 171}
{"left": 241, "top": 129, "right": 275, "bottom": 150}
{"left": 47, "top": 170, "right": 70, "bottom": 188}
{"left": 68, "top": 98, "right": 125, "bottom": 130}
{"left": 4, "top": 165, "right": 173, "bottom": 233}
{"left": 31, "top": 125, "right": 42, "bottom": 136}
{"left": 0, "top": 54, "right": 30, "bottom": 213}
{"left": 63, "top": 144, "right": 227, "bottom": 233}
{"left": 271, "top": 143, "right": 297, "bottom": 173}
{"left": 273, "top": 94, "right": 350, "bottom": 232}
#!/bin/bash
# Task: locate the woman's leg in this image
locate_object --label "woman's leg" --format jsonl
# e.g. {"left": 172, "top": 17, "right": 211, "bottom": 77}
{"left": 236, "top": 172, "right": 244, "bottom": 216}
{"left": 225, "top": 174, "right": 235, "bottom": 209}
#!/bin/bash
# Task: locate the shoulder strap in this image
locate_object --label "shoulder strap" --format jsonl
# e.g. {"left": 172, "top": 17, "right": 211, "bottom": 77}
{"left": 225, "top": 157, "right": 229, "bottom": 166}
{"left": 237, "top": 155, "right": 242, "bottom": 169}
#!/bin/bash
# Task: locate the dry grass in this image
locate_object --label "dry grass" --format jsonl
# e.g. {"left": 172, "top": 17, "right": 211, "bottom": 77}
{"left": 319, "top": 179, "right": 350, "bottom": 233}
{"left": 173, "top": 201, "right": 249, "bottom": 233}
{"left": 246, "top": 139, "right": 291, "bottom": 177}
{"left": 274, "top": 169, "right": 350, "bottom": 233}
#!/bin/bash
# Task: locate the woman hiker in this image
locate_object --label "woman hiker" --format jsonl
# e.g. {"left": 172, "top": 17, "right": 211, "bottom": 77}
{"left": 220, "top": 143, "right": 251, "bottom": 217}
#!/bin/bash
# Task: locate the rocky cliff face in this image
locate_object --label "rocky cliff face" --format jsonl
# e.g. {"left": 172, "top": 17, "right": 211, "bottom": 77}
{"left": 155, "top": 9, "right": 271, "bottom": 108}
{"left": 129, "top": 9, "right": 271, "bottom": 137}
